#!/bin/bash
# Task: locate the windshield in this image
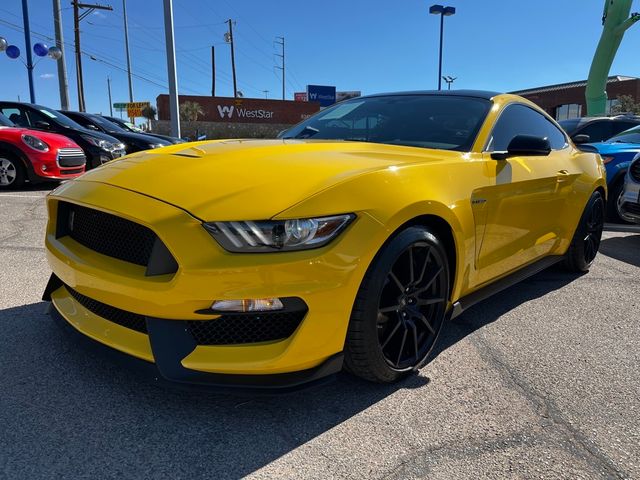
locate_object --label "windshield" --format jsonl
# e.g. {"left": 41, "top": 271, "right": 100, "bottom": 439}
{"left": 86, "top": 114, "right": 127, "bottom": 133}
{"left": 0, "top": 113, "right": 14, "bottom": 127}
{"left": 38, "top": 106, "right": 86, "bottom": 130}
{"left": 608, "top": 126, "right": 640, "bottom": 144}
{"left": 282, "top": 94, "right": 491, "bottom": 151}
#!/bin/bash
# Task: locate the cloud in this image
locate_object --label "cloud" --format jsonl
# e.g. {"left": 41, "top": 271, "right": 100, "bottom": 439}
{"left": 92, "top": 11, "right": 106, "bottom": 18}
{"left": 40, "top": 73, "right": 55, "bottom": 79}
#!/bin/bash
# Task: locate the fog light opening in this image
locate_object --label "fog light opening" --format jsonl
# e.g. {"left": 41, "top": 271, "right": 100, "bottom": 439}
{"left": 211, "top": 298, "right": 284, "bottom": 312}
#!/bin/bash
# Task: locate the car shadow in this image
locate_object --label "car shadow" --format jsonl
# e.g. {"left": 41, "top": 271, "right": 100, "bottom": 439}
{"left": 1, "top": 268, "right": 584, "bottom": 479}
{"left": 599, "top": 234, "right": 640, "bottom": 268}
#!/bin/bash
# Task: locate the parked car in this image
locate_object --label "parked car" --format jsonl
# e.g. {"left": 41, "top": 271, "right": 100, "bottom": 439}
{"left": 101, "top": 116, "right": 185, "bottom": 144}
{"left": 0, "top": 102, "right": 125, "bottom": 170}
{"left": 559, "top": 115, "right": 640, "bottom": 144}
{"left": 43, "top": 90, "right": 606, "bottom": 389}
{"left": 617, "top": 153, "right": 640, "bottom": 224}
{"left": 61, "top": 111, "right": 171, "bottom": 153}
{"left": 586, "top": 124, "right": 640, "bottom": 222}
{"left": 0, "top": 112, "right": 85, "bottom": 189}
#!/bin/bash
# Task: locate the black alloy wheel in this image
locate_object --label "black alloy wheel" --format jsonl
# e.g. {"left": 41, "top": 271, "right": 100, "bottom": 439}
{"left": 345, "top": 227, "right": 450, "bottom": 383}
{"left": 583, "top": 194, "right": 604, "bottom": 265}
{"left": 563, "top": 190, "right": 605, "bottom": 272}
{"left": 377, "top": 242, "right": 447, "bottom": 369}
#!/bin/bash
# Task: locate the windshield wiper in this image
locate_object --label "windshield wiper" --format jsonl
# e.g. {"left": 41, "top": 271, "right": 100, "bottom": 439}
{"left": 283, "top": 125, "right": 319, "bottom": 139}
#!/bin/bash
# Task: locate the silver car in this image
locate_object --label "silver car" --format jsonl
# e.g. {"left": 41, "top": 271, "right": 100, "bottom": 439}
{"left": 618, "top": 153, "right": 640, "bottom": 224}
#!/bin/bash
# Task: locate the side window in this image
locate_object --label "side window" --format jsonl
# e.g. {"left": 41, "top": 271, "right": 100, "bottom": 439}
{"left": 611, "top": 121, "right": 638, "bottom": 136}
{"left": 487, "top": 104, "right": 567, "bottom": 152}
{"left": 0, "top": 107, "right": 30, "bottom": 127}
{"left": 26, "top": 109, "right": 54, "bottom": 128}
{"left": 578, "top": 121, "right": 612, "bottom": 143}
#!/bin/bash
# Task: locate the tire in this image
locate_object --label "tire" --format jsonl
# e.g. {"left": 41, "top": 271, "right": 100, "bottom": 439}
{"left": 344, "top": 227, "right": 450, "bottom": 383}
{"left": 606, "top": 178, "right": 631, "bottom": 224}
{"left": 0, "top": 155, "right": 25, "bottom": 189}
{"left": 563, "top": 190, "right": 605, "bottom": 273}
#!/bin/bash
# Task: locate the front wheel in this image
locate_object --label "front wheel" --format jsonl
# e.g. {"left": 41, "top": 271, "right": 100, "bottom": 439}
{"left": 344, "top": 227, "right": 450, "bottom": 383}
{"left": 563, "top": 190, "right": 605, "bottom": 272}
{"left": 0, "top": 156, "right": 25, "bottom": 189}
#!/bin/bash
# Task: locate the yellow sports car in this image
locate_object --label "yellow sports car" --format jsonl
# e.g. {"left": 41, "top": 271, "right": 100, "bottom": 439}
{"left": 43, "top": 91, "right": 606, "bottom": 389}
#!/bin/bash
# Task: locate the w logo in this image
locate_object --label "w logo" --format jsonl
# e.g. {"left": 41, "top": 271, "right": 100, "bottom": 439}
{"left": 309, "top": 93, "right": 317, "bottom": 100}
{"left": 217, "top": 105, "right": 235, "bottom": 118}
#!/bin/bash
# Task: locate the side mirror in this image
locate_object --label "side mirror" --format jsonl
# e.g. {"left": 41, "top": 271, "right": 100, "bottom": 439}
{"left": 491, "top": 135, "right": 551, "bottom": 160}
{"left": 276, "top": 129, "right": 288, "bottom": 139}
{"left": 571, "top": 134, "right": 590, "bottom": 144}
{"left": 35, "top": 120, "right": 50, "bottom": 130}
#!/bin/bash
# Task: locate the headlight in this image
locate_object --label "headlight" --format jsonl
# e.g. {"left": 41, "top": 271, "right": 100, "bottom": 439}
{"left": 80, "top": 134, "right": 113, "bottom": 151}
{"left": 21, "top": 134, "right": 49, "bottom": 152}
{"left": 203, "top": 214, "right": 355, "bottom": 252}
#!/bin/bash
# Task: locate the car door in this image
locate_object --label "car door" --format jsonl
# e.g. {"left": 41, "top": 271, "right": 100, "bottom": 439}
{"left": 472, "top": 103, "right": 573, "bottom": 284}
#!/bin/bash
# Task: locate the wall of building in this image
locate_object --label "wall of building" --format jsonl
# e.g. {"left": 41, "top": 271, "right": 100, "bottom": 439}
{"left": 514, "top": 78, "right": 640, "bottom": 118}
{"left": 153, "top": 120, "right": 291, "bottom": 140}
{"left": 157, "top": 95, "right": 320, "bottom": 124}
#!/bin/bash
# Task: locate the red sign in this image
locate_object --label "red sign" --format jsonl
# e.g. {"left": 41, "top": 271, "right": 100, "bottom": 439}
{"left": 294, "top": 92, "right": 308, "bottom": 102}
{"left": 157, "top": 95, "right": 320, "bottom": 125}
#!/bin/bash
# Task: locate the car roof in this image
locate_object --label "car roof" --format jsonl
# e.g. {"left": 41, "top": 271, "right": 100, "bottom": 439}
{"left": 361, "top": 90, "right": 501, "bottom": 100}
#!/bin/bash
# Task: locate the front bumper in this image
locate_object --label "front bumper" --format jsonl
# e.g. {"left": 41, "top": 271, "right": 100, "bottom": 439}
{"left": 44, "top": 180, "right": 384, "bottom": 385}
{"left": 617, "top": 175, "right": 640, "bottom": 224}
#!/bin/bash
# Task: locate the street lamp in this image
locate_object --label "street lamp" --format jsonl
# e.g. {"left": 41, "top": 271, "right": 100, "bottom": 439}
{"left": 429, "top": 4, "right": 456, "bottom": 91}
{"left": 442, "top": 75, "right": 457, "bottom": 90}
{"left": 0, "top": 36, "right": 62, "bottom": 103}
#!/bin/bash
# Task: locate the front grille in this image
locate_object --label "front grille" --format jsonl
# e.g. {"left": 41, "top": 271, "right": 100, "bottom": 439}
{"left": 66, "top": 285, "right": 148, "bottom": 333}
{"left": 187, "top": 309, "right": 307, "bottom": 345}
{"left": 63, "top": 282, "right": 307, "bottom": 344}
{"left": 57, "top": 201, "right": 157, "bottom": 267}
{"left": 630, "top": 160, "right": 640, "bottom": 182}
{"left": 59, "top": 168, "right": 84, "bottom": 175}
{"left": 621, "top": 201, "right": 640, "bottom": 216}
{"left": 57, "top": 148, "right": 86, "bottom": 167}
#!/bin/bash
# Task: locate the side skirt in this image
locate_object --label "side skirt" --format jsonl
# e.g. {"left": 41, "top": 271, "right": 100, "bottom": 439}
{"left": 450, "top": 255, "right": 564, "bottom": 319}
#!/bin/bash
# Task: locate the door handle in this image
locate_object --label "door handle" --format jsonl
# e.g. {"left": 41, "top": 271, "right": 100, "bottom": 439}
{"left": 556, "top": 170, "right": 570, "bottom": 183}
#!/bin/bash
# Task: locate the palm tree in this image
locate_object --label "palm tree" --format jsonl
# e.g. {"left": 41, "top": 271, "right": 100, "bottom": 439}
{"left": 141, "top": 105, "right": 157, "bottom": 130}
{"left": 179, "top": 101, "right": 204, "bottom": 122}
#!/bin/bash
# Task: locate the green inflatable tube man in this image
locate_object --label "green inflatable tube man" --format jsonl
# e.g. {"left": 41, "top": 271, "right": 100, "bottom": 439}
{"left": 586, "top": 0, "right": 640, "bottom": 116}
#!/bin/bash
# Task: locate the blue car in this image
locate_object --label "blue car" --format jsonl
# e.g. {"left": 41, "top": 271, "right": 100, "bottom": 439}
{"left": 588, "top": 125, "right": 640, "bottom": 222}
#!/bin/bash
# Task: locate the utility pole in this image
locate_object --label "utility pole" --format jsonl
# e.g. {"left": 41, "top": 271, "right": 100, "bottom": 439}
{"left": 72, "top": 1, "right": 113, "bottom": 111}
{"left": 442, "top": 75, "right": 457, "bottom": 90}
{"left": 107, "top": 76, "right": 113, "bottom": 116}
{"left": 225, "top": 19, "right": 237, "bottom": 98}
{"left": 122, "top": 0, "right": 133, "bottom": 102}
{"left": 262, "top": 90, "right": 269, "bottom": 99}
{"left": 211, "top": 45, "right": 215, "bottom": 96}
{"left": 163, "top": 0, "right": 180, "bottom": 137}
{"left": 21, "top": 0, "right": 35, "bottom": 103}
{"left": 275, "top": 36, "right": 285, "bottom": 100}
{"left": 52, "top": 0, "right": 70, "bottom": 109}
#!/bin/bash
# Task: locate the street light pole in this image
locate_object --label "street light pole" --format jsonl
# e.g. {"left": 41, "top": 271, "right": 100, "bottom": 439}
{"left": 429, "top": 4, "right": 456, "bottom": 91}
{"left": 21, "top": 0, "right": 35, "bottom": 103}
{"left": 163, "top": 0, "right": 180, "bottom": 138}
{"left": 122, "top": 0, "right": 134, "bottom": 103}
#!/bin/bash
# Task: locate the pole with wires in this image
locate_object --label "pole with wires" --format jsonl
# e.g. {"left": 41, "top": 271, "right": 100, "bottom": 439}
{"left": 163, "top": 0, "right": 180, "bottom": 137}
{"left": 122, "top": 0, "right": 134, "bottom": 103}
{"left": 107, "top": 75, "right": 113, "bottom": 116}
{"left": 52, "top": 0, "right": 70, "bottom": 109}
{"left": 225, "top": 19, "right": 237, "bottom": 98}
{"left": 275, "top": 36, "right": 285, "bottom": 100}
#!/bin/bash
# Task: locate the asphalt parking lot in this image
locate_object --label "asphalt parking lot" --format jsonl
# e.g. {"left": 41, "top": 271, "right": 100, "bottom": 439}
{"left": 1, "top": 186, "right": 639, "bottom": 480}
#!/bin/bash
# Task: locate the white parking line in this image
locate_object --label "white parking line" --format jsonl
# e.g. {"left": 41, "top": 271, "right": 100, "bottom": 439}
{"left": 0, "top": 194, "right": 46, "bottom": 198}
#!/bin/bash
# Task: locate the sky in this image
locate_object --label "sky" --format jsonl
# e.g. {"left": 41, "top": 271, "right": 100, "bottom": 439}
{"left": 1, "top": 0, "right": 639, "bottom": 116}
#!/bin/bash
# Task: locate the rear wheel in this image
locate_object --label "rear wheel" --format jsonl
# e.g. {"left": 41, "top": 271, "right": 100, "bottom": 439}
{"left": 344, "top": 227, "right": 450, "bottom": 383}
{"left": 0, "top": 155, "right": 25, "bottom": 189}
{"left": 563, "top": 191, "right": 605, "bottom": 272}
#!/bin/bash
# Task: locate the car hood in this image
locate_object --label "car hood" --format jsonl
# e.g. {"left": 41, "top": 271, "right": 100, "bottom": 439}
{"left": 0, "top": 126, "right": 79, "bottom": 147}
{"left": 75, "top": 139, "right": 454, "bottom": 220}
{"left": 588, "top": 142, "right": 640, "bottom": 155}
{"left": 105, "top": 130, "right": 170, "bottom": 146}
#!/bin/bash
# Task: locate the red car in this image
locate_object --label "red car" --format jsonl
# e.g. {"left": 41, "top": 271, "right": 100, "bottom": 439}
{"left": 0, "top": 112, "right": 86, "bottom": 189}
